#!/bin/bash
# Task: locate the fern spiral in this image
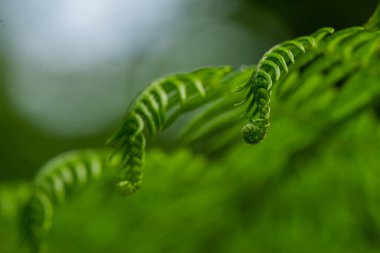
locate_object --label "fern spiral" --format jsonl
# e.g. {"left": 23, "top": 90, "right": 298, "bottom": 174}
{"left": 237, "top": 27, "right": 334, "bottom": 144}
{"left": 21, "top": 149, "right": 121, "bottom": 253}
{"left": 108, "top": 66, "right": 233, "bottom": 196}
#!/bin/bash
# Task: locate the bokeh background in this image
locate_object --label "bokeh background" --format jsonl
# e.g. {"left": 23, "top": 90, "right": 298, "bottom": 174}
{"left": 1, "top": 0, "right": 380, "bottom": 252}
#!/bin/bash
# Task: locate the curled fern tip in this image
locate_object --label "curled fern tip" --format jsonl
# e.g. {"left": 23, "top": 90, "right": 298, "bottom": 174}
{"left": 241, "top": 121, "right": 269, "bottom": 144}
{"left": 115, "top": 180, "right": 141, "bottom": 196}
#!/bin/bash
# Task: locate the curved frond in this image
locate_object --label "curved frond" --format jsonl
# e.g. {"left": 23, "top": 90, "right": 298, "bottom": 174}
{"left": 237, "top": 23, "right": 380, "bottom": 145}
{"left": 20, "top": 149, "right": 122, "bottom": 253}
{"left": 237, "top": 27, "right": 334, "bottom": 144}
{"left": 107, "top": 66, "right": 233, "bottom": 195}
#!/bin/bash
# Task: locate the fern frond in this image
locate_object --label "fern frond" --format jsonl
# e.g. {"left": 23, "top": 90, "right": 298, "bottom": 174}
{"left": 237, "top": 27, "right": 334, "bottom": 144}
{"left": 20, "top": 149, "right": 122, "bottom": 253}
{"left": 277, "top": 29, "right": 380, "bottom": 110}
{"left": 108, "top": 66, "right": 233, "bottom": 195}
{"left": 237, "top": 16, "right": 380, "bottom": 145}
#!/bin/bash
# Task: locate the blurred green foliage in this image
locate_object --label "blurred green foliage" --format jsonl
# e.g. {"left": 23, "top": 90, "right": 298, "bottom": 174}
{"left": 4, "top": 111, "right": 380, "bottom": 252}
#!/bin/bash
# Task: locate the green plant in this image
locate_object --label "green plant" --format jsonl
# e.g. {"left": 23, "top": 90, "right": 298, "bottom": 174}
{"left": 107, "top": 66, "right": 233, "bottom": 195}
{"left": 2, "top": 2, "right": 380, "bottom": 253}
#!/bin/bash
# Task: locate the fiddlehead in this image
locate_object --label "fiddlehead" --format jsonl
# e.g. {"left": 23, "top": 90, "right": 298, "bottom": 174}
{"left": 108, "top": 66, "right": 233, "bottom": 195}
{"left": 236, "top": 13, "right": 380, "bottom": 145}
{"left": 20, "top": 149, "right": 122, "bottom": 253}
{"left": 237, "top": 27, "right": 334, "bottom": 144}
